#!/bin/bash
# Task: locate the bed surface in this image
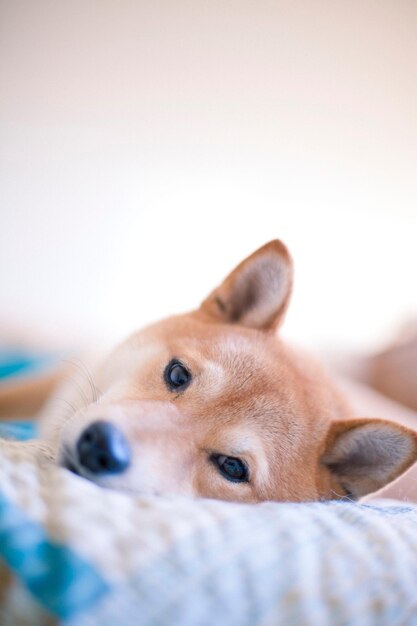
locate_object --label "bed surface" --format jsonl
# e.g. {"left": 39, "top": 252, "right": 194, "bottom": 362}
{"left": 1, "top": 430, "right": 417, "bottom": 626}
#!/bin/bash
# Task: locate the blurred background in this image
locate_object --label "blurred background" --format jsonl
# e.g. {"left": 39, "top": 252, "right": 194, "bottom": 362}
{"left": 1, "top": 0, "right": 416, "bottom": 355}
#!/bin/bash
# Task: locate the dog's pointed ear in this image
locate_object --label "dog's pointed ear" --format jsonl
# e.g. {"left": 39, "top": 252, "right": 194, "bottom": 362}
{"left": 200, "top": 240, "right": 293, "bottom": 330}
{"left": 322, "top": 418, "right": 417, "bottom": 498}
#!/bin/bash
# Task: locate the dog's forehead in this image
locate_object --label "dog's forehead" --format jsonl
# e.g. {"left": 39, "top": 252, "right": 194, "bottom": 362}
{"left": 137, "top": 317, "right": 298, "bottom": 406}
{"left": 186, "top": 334, "right": 265, "bottom": 369}
{"left": 94, "top": 314, "right": 306, "bottom": 418}
{"left": 144, "top": 316, "right": 280, "bottom": 377}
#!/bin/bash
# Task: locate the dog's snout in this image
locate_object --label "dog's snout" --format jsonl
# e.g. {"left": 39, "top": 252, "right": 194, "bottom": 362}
{"left": 76, "top": 420, "right": 131, "bottom": 475}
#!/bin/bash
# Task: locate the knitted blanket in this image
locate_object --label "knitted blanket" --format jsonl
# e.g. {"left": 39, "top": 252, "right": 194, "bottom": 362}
{"left": 1, "top": 430, "right": 417, "bottom": 626}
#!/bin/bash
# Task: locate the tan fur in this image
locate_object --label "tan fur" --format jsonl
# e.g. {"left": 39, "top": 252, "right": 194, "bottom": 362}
{"left": 40, "top": 240, "right": 417, "bottom": 503}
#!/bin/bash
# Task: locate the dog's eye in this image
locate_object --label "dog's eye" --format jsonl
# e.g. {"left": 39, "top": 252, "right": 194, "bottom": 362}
{"left": 211, "top": 454, "right": 249, "bottom": 483}
{"left": 164, "top": 359, "right": 192, "bottom": 391}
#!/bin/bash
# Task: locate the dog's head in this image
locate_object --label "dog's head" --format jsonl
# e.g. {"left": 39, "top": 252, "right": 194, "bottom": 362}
{"left": 52, "top": 241, "right": 417, "bottom": 502}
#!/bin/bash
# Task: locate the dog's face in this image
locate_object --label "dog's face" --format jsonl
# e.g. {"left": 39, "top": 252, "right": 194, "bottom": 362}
{"left": 52, "top": 241, "right": 417, "bottom": 502}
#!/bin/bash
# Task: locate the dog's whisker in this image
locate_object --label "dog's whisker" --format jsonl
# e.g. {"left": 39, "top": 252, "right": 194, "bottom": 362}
{"left": 61, "top": 358, "right": 99, "bottom": 406}
{"left": 73, "top": 358, "right": 102, "bottom": 403}
{"left": 54, "top": 397, "right": 77, "bottom": 414}
{"left": 329, "top": 488, "right": 356, "bottom": 504}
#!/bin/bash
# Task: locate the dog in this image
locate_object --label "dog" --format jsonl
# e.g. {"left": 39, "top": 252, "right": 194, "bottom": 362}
{"left": 40, "top": 240, "right": 417, "bottom": 503}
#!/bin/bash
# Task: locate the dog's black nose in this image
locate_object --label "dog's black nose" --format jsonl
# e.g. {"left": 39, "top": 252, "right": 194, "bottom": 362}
{"left": 76, "top": 421, "right": 131, "bottom": 475}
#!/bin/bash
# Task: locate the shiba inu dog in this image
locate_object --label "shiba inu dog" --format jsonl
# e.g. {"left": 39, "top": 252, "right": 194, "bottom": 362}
{"left": 41, "top": 240, "right": 417, "bottom": 502}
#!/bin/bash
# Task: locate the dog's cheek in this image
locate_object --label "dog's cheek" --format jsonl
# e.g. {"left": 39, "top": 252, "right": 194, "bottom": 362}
{"left": 120, "top": 439, "right": 196, "bottom": 496}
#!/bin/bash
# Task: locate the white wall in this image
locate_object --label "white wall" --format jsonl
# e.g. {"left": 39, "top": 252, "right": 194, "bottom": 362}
{"left": 1, "top": 1, "right": 416, "bottom": 352}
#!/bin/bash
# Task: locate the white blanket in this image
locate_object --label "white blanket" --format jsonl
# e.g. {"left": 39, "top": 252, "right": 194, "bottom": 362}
{"left": 1, "top": 436, "right": 417, "bottom": 626}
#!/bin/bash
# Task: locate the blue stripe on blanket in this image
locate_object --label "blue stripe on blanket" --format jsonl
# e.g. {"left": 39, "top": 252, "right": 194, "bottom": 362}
{"left": 0, "top": 349, "right": 58, "bottom": 380}
{"left": 0, "top": 492, "right": 109, "bottom": 619}
{"left": 0, "top": 421, "right": 37, "bottom": 441}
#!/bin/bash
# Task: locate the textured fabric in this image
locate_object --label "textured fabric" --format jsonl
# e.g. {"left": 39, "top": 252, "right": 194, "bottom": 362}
{"left": 0, "top": 436, "right": 417, "bottom": 626}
